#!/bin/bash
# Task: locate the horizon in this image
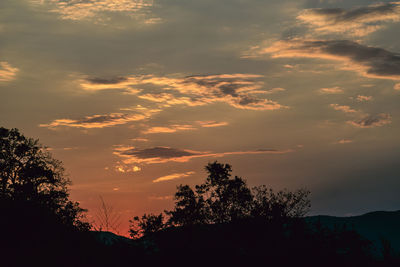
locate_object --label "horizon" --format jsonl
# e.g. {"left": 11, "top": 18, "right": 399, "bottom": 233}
{"left": 1, "top": 0, "right": 400, "bottom": 235}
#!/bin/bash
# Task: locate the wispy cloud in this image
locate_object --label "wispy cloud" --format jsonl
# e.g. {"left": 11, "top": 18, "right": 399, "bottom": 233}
{"left": 153, "top": 171, "right": 195, "bottom": 183}
{"left": 148, "top": 195, "right": 173, "bottom": 200}
{"left": 260, "top": 39, "right": 400, "bottom": 81}
{"left": 336, "top": 139, "right": 353, "bottom": 144}
{"left": 143, "top": 124, "right": 196, "bottom": 134}
{"left": 196, "top": 121, "right": 229, "bottom": 128}
{"left": 298, "top": 3, "right": 400, "bottom": 36}
{"left": 40, "top": 113, "right": 147, "bottom": 129}
{"left": 356, "top": 95, "right": 373, "bottom": 102}
{"left": 142, "top": 121, "right": 228, "bottom": 134}
{"left": 114, "top": 146, "right": 293, "bottom": 165}
{"left": 319, "top": 86, "right": 344, "bottom": 94}
{"left": 0, "top": 61, "right": 19, "bottom": 82}
{"left": 330, "top": 104, "right": 357, "bottom": 113}
{"left": 115, "top": 164, "right": 141, "bottom": 173}
{"left": 40, "top": 105, "right": 161, "bottom": 129}
{"left": 31, "top": 0, "right": 155, "bottom": 22}
{"left": 80, "top": 73, "right": 286, "bottom": 111}
{"left": 348, "top": 113, "right": 391, "bottom": 128}
{"left": 130, "top": 138, "right": 149, "bottom": 142}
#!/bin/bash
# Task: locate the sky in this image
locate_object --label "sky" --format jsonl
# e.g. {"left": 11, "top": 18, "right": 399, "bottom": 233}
{"left": 1, "top": 0, "right": 400, "bottom": 235}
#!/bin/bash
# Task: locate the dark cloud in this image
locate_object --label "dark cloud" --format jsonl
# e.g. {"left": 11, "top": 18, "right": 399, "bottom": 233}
{"left": 120, "top": 147, "right": 197, "bottom": 159}
{"left": 264, "top": 39, "right": 400, "bottom": 80}
{"left": 114, "top": 145, "right": 293, "bottom": 165}
{"left": 87, "top": 77, "right": 128, "bottom": 85}
{"left": 298, "top": 3, "right": 400, "bottom": 36}
{"left": 349, "top": 113, "right": 391, "bottom": 128}
{"left": 311, "top": 4, "right": 398, "bottom": 22}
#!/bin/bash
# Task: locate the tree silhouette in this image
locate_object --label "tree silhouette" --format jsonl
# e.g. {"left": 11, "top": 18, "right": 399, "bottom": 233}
{"left": 131, "top": 161, "right": 311, "bottom": 235}
{"left": 93, "top": 196, "right": 122, "bottom": 234}
{"left": 0, "top": 127, "right": 89, "bottom": 230}
{"left": 129, "top": 213, "right": 166, "bottom": 239}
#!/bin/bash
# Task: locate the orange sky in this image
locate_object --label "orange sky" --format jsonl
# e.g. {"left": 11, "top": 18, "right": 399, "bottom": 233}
{"left": 2, "top": 0, "right": 400, "bottom": 236}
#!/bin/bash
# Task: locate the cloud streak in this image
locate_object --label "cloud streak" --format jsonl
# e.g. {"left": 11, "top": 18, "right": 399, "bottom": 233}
{"left": 261, "top": 39, "right": 400, "bottom": 81}
{"left": 319, "top": 87, "right": 344, "bottom": 94}
{"left": 0, "top": 62, "right": 19, "bottom": 82}
{"left": 153, "top": 171, "right": 195, "bottom": 183}
{"left": 31, "top": 0, "right": 155, "bottom": 22}
{"left": 81, "top": 73, "right": 286, "bottom": 111}
{"left": 114, "top": 146, "right": 293, "bottom": 165}
{"left": 298, "top": 3, "right": 400, "bottom": 36}
{"left": 142, "top": 121, "right": 228, "bottom": 134}
{"left": 40, "top": 111, "right": 153, "bottom": 129}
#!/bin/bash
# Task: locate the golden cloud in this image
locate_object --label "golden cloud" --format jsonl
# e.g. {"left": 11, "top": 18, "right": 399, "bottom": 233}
{"left": 0, "top": 61, "right": 19, "bottom": 82}
{"left": 40, "top": 112, "right": 148, "bottom": 129}
{"left": 319, "top": 87, "right": 344, "bottom": 94}
{"left": 330, "top": 104, "right": 357, "bottom": 113}
{"left": 80, "top": 73, "right": 286, "bottom": 111}
{"left": 356, "top": 95, "right": 373, "bottom": 102}
{"left": 153, "top": 171, "right": 195, "bottom": 183}
{"left": 32, "top": 0, "right": 155, "bottom": 22}
{"left": 259, "top": 39, "right": 400, "bottom": 81}
{"left": 298, "top": 3, "right": 400, "bottom": 36}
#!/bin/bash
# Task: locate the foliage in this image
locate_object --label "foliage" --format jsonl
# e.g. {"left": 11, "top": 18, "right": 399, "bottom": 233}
{"left": 0, "top": 127, "right": 89, "bottom": 230}
{"left": 251, "top": 185, "right": 311, "bottom": 220}
{"left": 165, "top": 161, "right": 310, "bottom": 227}
{"left": 129, "top": 213, "right": 167, "bottom": 239}
{"left": 131, "top": 161, "right": 311, "bottom": 237}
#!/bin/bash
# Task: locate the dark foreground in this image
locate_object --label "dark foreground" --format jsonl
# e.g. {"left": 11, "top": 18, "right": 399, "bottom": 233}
{"left": 2, "top": 202, "right": 400, "bottom": 267}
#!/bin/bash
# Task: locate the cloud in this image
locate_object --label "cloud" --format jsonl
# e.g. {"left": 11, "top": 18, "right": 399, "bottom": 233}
{"left": 196, "top": 121, "right": 229, "bottom": 128}
{"left": 148, "top": 195, "right": 173, "bottom": 200}
{"left": 79, "top": 73, "right": 286, "bottom": 110}
{"left": 40, "top": 105, "right": 161, "bottom": 129}
{"left": 80, "top": 76, "right": 141, "bottom": 94}
{"left": 143, "top": 124, "right": 196, "bottom": 134}
{"left": 142, "top": 121, "right": 228, "bottom": 134}
{"left": 153, "top": 171, "right": 195, "bottom": 183}
{"left": 0, "top": 61, "right": 19, "bottom": 82}
{"left": 356, "top": 95, "right": 373, "bottom": 102}
{"left": 336, "top": 139, "right": 353, "bottom": 144}
{"left": 31, "top": 0, "right": 155, "bottom": 22}
{"left": 115, "top": 164, "right": 141, "bottom": 173}
{"left": 261, "top": 39, "right": 400, "bottom": 81}
{"left": 348, "top": 113, "right": 391, "bottom": 128}
{"left": 114, "top": 146, "right": 293, "bottom": 165}
{"left": 40, "top": 112, "right": 148, "bottom": 129}
{"left": 319, "top": 86, "right": 344, "bottom": 94}
{"left": 298, "top": 3, "right": 400, "bottom": 36}
{"left": 330, "top": 104, "right": 357, "bottom": 113}
{"left": 130, "top": 138, "right": 149, "bottom": 142}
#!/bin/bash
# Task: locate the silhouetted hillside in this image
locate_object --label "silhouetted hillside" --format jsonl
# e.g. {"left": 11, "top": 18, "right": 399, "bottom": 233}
{"left": 306, "top": 210, "right": 400, "bottom": 256}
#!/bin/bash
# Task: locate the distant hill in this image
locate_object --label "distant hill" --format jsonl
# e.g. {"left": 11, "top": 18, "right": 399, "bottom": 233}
{"left": 306, "top": 210, "right": 400, "bottom": 255}
{"left": 91, "top": 231, "right": 133, "bottom": 246}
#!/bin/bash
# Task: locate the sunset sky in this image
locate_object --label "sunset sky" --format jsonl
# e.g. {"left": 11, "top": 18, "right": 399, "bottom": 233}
{"left": 1, "top": 0, "right": 400, "bottom": 235}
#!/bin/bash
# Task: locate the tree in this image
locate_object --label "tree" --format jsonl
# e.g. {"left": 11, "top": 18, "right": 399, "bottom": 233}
{"left": 165, "top": 161, "right": 310, "bottom": 227}
{"left": 251, "top": 185, "right": 310, "bottom": 220}
{"left": 0, "top": 127, "right": 89, "bottom": 230}
{"left": 129, "top": 213, "right": 166, "bottom": 239}
{"left": 92, "top": 196, "right": 123, "bottom": 234}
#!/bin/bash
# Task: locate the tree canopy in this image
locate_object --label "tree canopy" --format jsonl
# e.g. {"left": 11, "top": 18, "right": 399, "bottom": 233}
{"left": 131, "top": 161, "right": 311, "bottom": 237}
{"left": 0, "top": 127, "right": 89, "bottom": 230}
